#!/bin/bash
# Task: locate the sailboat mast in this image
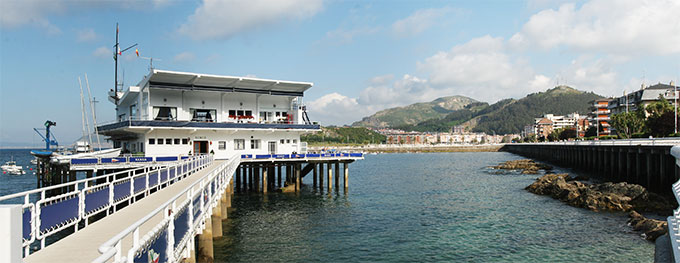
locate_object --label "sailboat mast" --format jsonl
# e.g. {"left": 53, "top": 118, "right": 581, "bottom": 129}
{"left": 85, "top": 74, "right": 102, "bottom": 151}
{"left": 79, "top": 77, "right": 93, "bottom": 148}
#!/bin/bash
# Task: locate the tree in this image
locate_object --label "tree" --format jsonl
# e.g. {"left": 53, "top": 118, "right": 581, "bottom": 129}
{"left": 610, "top": 110, "right": 645, "bottom": 138}
{"left": 547, "top": 129, "right": 560, "bottom": 141}
{"left": 584, "top": 124, "right": 604, "bottom": 137}
{"left": 644, "top": 97, "right": 679, "bottom": 137}
{"left": 558, "top": 128, "right": 577, "bottom": 140}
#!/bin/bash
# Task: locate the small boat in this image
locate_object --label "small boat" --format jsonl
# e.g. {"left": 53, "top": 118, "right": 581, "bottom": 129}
{"left": 1, "top": 158, "right": 26, "bottom": 175}
{"left": 50, "top": 148, "right": 122, "bottom": 164}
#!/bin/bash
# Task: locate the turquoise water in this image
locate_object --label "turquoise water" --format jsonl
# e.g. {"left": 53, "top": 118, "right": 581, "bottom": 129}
{"left": 0, "top": 150, "right": 654, "bottom": 262}
{"left": 215, "top": 152, "right": 653, "bottom": 262}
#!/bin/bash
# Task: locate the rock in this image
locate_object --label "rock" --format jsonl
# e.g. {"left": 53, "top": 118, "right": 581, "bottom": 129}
{"left": 525, "top": 174, "right": 673, "bottom": 213}
{"left": 628, "top": 211, "right": 668, "bottom": 241}
{"left": 492, "top": 159, "right": 552, "bottom": 174}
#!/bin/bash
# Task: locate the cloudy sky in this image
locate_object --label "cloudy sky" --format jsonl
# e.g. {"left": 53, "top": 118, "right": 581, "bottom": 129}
{"left": 1, "top": 0, "right": 679, "bottom": 146}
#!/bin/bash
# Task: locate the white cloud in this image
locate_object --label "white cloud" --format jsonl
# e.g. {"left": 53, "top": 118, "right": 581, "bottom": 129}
{"left": 555, "top": 56, "right": 619, "bottom": 96}
{"left": 510, "top": 0, "right": 680, "bottom": 55}
{"left": 178, "top": 0, "right": 323, "bottom": 41}
{"left": 92, "top": 46, "right": 111, "bottom": 59}
{"left": 76, "top": 28, "right": 97, "bottom": 42}
{"left": 0, "top": 0, "right": 63, "bottom": 34}
{"left": 417, "top": 35, "right": 546, "bottom": 102}
{"left": 173, "top": 52, "right": 196, "bottom": 63}
{"left": 307, "top": 93, "right": 367, "bottom": 126}
{"left": 391, "top": 7, "right": 454, "bottom": 37}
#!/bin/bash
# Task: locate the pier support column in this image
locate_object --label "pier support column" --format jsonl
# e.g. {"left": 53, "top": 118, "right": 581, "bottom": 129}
{"left": 212, "top": 194, "right": 223, "bottom": 239}
{"left": 327, "top": 162, "right": 333, "bottom": 192}
{"left": 647, "top": 151, "right": 653, "bottom": 190}
{"left": 313, "top": 163, "right": 318, "bottom": 189}
{"left": 197, "top": 217, "right": 214, "bottom": 263}
{"left": 344, "top": 162, "right": 349, "bottom": 191}
{"left": 295, "top": 163, "right": 301, "bottom": 192}
{"left": 319, "top": 163, "right": 324, "bottom": 193}
{"left": 277, "top": 165, "right": 282, "bottom": 188}
{"left": 334, "top": 162, "right": 340, "bottom": 192}
{"left": 263, "top": 166, "right": 268, "bottom": 194}
{"left": 235, "top": 168, "right": 241, "bottom": 193}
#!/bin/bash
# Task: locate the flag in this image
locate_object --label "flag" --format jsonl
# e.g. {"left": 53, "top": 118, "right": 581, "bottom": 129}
{"left": 135, "top": 48, "right": 139, "bottom": 57}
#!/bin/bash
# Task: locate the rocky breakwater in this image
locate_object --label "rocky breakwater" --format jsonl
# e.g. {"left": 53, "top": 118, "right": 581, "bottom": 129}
{"left": 490, "top": 159, "right": 552, "bottom": 174}
{"left": 525, "top": 173, "right": 674, "bottom": 241}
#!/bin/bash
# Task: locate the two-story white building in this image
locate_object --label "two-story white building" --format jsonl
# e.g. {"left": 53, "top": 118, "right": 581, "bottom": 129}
{"left": 98, "top": 69, "right": 320, "bottom": 159}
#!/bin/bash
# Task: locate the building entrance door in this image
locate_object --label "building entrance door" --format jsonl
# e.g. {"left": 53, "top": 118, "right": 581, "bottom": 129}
{"left": 194, "top": 141, "right": 209, "bottom": 155}
{"left": 268, "top": 141, "right": 276, "bottom": 154}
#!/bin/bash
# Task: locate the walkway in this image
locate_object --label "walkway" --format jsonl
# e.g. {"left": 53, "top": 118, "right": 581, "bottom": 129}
{"left": 24, "top": 160, "right": 224, "bottom": 263}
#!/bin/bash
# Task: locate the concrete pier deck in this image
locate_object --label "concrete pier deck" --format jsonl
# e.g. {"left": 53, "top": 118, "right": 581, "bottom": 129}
{"left": 24, "top": 160, "right": 224, "bottom": 263}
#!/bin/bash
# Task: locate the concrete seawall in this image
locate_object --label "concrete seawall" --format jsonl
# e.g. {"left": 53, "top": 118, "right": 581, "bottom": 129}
{"left": 502, "top": 144, "right": 678, "bottom": 195}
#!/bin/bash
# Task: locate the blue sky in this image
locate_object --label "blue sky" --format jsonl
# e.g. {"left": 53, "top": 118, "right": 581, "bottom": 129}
{"left": 1, "top": 0, "right": 679, "bottom": 147}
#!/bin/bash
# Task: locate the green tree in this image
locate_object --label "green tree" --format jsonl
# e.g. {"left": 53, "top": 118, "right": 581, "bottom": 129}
{"left": 610, "top": 110, "right": 645, "bottom": 138}
{"left": 644, "top": 97, "right": 679, "bottom": 137}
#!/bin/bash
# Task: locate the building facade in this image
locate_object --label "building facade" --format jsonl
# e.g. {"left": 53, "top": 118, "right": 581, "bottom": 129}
{"left": 98, "top": 69, "right": 320, "bottom": 159}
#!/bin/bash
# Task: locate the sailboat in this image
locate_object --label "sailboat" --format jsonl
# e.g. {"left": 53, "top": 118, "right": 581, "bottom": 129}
{"left": 50, "top": 74, "right": 121, "bottom": 164}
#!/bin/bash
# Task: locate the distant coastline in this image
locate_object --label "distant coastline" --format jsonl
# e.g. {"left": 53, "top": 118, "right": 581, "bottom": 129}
{"left": 308, "top": 143, "right": 504, "bottom": 153}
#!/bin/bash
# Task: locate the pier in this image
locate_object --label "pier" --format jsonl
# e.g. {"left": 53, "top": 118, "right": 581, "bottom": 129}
{"left": 0, "top": 153, "right": 362, "bottom": 263}
{"left": 501, "top": 138, "right": 680, "bottom": 194}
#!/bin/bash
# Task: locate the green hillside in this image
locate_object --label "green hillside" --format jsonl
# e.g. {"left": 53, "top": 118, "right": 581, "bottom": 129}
{"left": 302, "top": 126, "right": 386, "bottom": 145}
{"left": 384, "top": 86, "right": 603, "bottom": 134}
{"left": 351, "top": 95, "right": 478, "bottom": 128}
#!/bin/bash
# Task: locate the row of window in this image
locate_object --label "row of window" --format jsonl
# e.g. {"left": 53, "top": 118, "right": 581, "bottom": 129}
{"left": 148, "top": 138, "right": 189, "bottom": 145}
{"left": 147, "top": 138, "right": 296, "bottom": 150}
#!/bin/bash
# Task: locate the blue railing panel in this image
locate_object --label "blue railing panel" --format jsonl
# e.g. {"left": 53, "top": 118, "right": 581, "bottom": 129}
{"left": 169, "top": 169, "right": 176, "bottom": 179}
{"left": 39, "top": 196, "right": 79, "bottom": 233}
{"left": 255, "top": 154, "right": 271, "bottom": 159}
{"left": 160, "top": 170, "right": 167, "bottom": 182}
{"left": 133, "top": 228, "right": 168, "bottom": 263}
{"left": 71, "top": 158, "right": 98, "bottom": 165}
{"left": 84, "top": 186, "right": 110, "bottom": 214}
{"left": 133, "top": 176, "right": 146, "bottom": 193}
{"left": 350, "top": 153, "right": 363, "bottom": 157}
{"left": 149, "top": 172, "right": 159, "bottom": 188}
{"left": 156, "top": 156, "right": 178, "bottom": 162}
{"left": 23, "top": 208, "right": 31, "bottom": 240}
{"left": 113, "top": 181, "right": 131, "bottom": 201}
{"left": 306, "top": 153, "right": 320, "bottom": 158}
{"left": 180, "top": 156, "right": 189, "bottom": 160}
{"left": 292, "top": 154, "right": 304, "bottom": 158}
{"left": 192, "top": 196, "right": 201, "bottom": 221}
{"left": 173, "top": 207, "right": 189, "bottom": 248}
{"left": 241, "top": 154, "right": 253, "bottom": 159}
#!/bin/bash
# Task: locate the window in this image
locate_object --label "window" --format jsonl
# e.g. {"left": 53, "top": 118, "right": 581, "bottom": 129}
{"left": 148, "top": 138, "right": 155, "bottom": 145}
{"left": 280, "top": 139, "right": 285, "bottom": 144}
{"left": 234, "top": 139, "right": 245, "bottom": 150}
{"left": 218, "top": 141, "right": 226, "bottom": 150}
{"left": 293, "top": 139, "right": 297, "bottom": 144}
{"left": 245, "top": 110, "right": 252, "bottom": 117}
{"left": 286, "top": 139, "right": 290, "bottom": 143}
{"left": 118, "top": 113, "right": 127, "bottom": 121}
{"left": 153, "top": 107, "right": 177, "bottom": 121}
{"left": 174, "top": 138, "right": 180, "bottom": 145}
{"left": 166, "top": 138, "right": 172, "bottom": 145}
{"left": 190, "top": 108, "right": 217, "bottom": 122}
{"left": 250, "top": 139, "right": 260, "bottom": 149}
{"left": 182, "top": 138, "right": 189, "bottom": 144}
{"left": 228, "top": 110, "right": 236, "bottom": 118}
{"left": 129, "top": 104, "right": 137, "bottom": 120}
{"left": 157, "top": 138, "right": 164, "bottom": 145}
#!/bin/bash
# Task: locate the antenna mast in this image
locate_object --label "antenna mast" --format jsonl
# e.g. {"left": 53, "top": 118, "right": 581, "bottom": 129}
{"left": 112, "top": 23, "right": 137, "bottom": 106}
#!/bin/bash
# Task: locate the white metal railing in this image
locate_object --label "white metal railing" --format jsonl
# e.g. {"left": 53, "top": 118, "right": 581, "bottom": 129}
{"left": 667, "top": 146, "right": 680, "bottom": 262}
{"left": 515, "top": 137, "right": 680, "bottom": 146}
{"left": 93, "top": 154, "right": 240, "bottom": 263}
{"left": 0, "top": 155, "right": 213, "bottom": 257}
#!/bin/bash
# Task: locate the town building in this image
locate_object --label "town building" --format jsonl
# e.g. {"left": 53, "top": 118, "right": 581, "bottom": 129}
{"left": 608, "top": 83, "right": 679, "bottom": 115}
{"left": 590, "top": 98, "right": 612, "bottom": 135}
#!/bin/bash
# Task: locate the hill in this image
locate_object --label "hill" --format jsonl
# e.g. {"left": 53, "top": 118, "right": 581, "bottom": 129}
{"left": 351, "top": 95, "right": 478, "bottom": 128}
{"left": 301, "top": 126, "right": 386, "bottom": 145}
{"left": 385, "top": 86, "right": 603, "bottom": 134}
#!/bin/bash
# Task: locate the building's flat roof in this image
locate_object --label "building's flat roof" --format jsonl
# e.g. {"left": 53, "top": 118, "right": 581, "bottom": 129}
{"left": 143, "top": 69, "right": 313, "bottom": 95}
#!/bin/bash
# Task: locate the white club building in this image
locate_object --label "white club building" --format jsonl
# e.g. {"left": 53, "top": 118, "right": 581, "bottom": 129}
{"left": 98, "top": 69, "right": 321, "bottom": 159}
